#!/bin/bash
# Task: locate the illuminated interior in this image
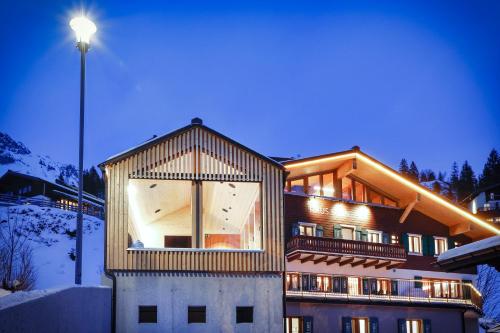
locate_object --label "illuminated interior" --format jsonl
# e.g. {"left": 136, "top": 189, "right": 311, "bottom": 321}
{"left": 127, "top": 179, "right": 262, "bottom": 249}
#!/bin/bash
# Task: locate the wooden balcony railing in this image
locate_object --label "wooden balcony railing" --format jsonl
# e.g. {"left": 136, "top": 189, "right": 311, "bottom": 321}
{"left": 287, "top": 235, "right": 407, "bottom": 261}
{"left": 286, "top": 272, "right": 482, "bottom": 311}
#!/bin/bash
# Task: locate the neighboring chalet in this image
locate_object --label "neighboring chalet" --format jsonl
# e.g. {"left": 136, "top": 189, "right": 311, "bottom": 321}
{"left": 282, "top": 147, "right": 499, "bottom": 333}
{"left": 0, "top": 170, "right": 104, "bottom": 218}
{"left": 99, "top": 118, "right": 285, "bottom": 332}
{"left": 466, "top": 183, "right": 500, "bottom": 225}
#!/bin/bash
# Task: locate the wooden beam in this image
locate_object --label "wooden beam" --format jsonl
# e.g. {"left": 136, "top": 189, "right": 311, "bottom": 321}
{"left": 300, "top": 254, "right": 315, "bottom": 263}
{"left": 450, "top": 222, "right": 471, "bottom": 236}
{"left": 313, "top": 255, "right": 328, "bottom": 264}
{"left": 386, "top": 262, "right": 404, "bottom": 270}
{"left": 351, "top": 259, "right": 367, "bottom": 267}
{"left": 336, "top": 159, "right": 356, "bottom": 179}
{"left": 339, "top": 257, "right": 354, "bottom": 266}
{"left": 399, "top": 194, "right": 421, "bottom": 224}
{"left": 363, "top": 259, "right": 379, "bottom": 268}
{"left": 374, "top": 260, "right": 391, "bottom": 269}
{"left": 326, "top": 256, "right": 341, "bottom": 266}
{"left": 287, "top": 253, "right": 301, "bottom": 262}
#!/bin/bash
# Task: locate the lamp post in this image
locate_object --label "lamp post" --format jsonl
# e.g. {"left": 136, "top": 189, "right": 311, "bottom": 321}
{"left": 69, "top": 16, "right": 97, "bottom": 285}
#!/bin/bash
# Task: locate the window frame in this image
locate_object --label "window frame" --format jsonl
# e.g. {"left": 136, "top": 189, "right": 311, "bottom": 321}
{"left": 236, "top": 306, "right": 254, "bottom": 324}
{"left": 367, "top": 230, "right": 382, "bottom": 243}
{"left": 138, "top": 305, "right": 158, "bottom": 324}
{"left": 433, "top": 236, "right": 448, "bottom": 256}
{"left": 340, "top": 224, "right": 356, "bottom": 241}
{"left": 407, "top": 234, "right": 423, "bottom": 255}
{"left": 188, "top": 306, "right": 207, "bottom": 324}
{"left": 298, "top": 222, "right": 316, "bottom": 237}
{"left": 127, "top": 179, "right": 264, "bottom": 252}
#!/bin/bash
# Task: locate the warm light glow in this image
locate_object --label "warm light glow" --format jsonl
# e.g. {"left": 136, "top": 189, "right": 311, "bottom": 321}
{"left": 285, "top": 153, "right": 357, "bottom": 169}
{"left": 354, "top": 205, "right": 370, "bottom": 221}
{"left": 308, "top": 197, "right": 321, "bottom": 211}
{"left": 70, "top": 16, "right": 97, "bottom": 44}
{"left": 332, "top": 203, "right": 347, "bottom": 218}
{"left": 355, "top": 153, "right": 500, "bottom": 235}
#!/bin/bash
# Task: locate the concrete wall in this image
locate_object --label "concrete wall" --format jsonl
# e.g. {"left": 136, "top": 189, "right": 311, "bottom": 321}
{"left": 115, "top": 272, "right": 283, "bottom": 333}
{"left": 287, "top": 301, "right": 479, "bottom": 333}
{"left": 0, "top": 286, "right": 111, "bottom": 333}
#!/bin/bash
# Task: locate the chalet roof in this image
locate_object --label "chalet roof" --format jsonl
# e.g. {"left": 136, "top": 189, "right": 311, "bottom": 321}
{"left": 99, "top": 118, "right": 284, "bottom": 169}
{"left": 0, "top": 170, "right": 104, "bottom": 205}
{"left": 284, "top": 148, "right": 500, "bottom": 239}
{"left": 436, "top": 236, "right": 500, "bottom": 271}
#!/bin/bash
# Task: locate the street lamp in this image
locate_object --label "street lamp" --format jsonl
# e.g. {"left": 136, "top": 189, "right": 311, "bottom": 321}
{"left": 69, "top": 15, "right": 96, "bottom": 285}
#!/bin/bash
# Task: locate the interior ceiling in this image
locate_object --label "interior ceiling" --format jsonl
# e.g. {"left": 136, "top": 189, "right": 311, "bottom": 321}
{"left": 128, "top": 179, "right": 258, "bottom": 235}
{"left": 285, "top": 153, "right": 498, "bottom": 239}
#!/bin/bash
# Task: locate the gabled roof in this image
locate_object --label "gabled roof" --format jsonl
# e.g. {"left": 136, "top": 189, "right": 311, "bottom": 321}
{"left": 99, "top": 118, "right": 284, "bottom": 169}
{"left": 284, "top": 148, "right": 500, "bottom": 239}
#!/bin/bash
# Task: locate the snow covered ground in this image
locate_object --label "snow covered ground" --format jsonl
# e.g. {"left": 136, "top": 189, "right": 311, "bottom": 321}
{"left": 0, "top": 205, "right": 104, "bottom": 289}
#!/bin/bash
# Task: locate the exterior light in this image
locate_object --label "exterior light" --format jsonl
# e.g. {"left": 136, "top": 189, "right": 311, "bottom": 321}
{"left": 70, "top": 16, "right": 97, "bottom": 47}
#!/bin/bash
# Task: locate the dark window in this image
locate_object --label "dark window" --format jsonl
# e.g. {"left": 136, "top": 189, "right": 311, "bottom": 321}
{"left": 138, "top": 305, "right": 157, "bottom": 323}
{"left": 188, "top": 306, "right": 206, "bottom": 323}
{"left": 236, "top": 306, "right": 253, "bottom": 323}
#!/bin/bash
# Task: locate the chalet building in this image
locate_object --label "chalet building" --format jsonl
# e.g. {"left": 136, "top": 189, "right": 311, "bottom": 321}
{"left": 99, "top": 118, "right": 285, "bottom": 332}
{"left": 0, "top": 170, "right": 104, "bottom": 218}
{"left": 281, "top": 147, "right": 499, "bottom": 333}
{"left": 466, "top": 183, "right": 500, "bottom": 225}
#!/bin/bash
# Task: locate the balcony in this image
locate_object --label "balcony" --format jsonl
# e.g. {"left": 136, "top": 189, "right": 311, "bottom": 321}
{"left": 286, "top": 236, "right": 406, "bottom": 269}
{"left": 286, "top": 272, "right": 482, "bottom": 312}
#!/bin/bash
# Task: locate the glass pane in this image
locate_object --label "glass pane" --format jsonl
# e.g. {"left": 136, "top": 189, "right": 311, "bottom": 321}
{"left": 342, "top": 227, "right": 354, "bottom": 240}
{"left": 322, "top": 173, "right": 335, "bottom": 197}
{"left": 342, "top": 178, "right": 353, "bottom": 200}
{"left": 128, "top": 179, "right": 192, "bottom": 248}
{"left": 290, "top": 179, "right": 305, "bottom": 194}
{"left": 202, "top": 181, "right": 261, "bottom": 249}
{"left": 348, "top": 277, "right": 360, "bottom": 295}
{"left": 308, "top": 175, "right": 321, "bottom": 196}
{"left": 354, "top": 181, "right": 365, "bottom": 202}
{"left": 369, "top": 190, "right": 383, "bottom": 204}
{"left": 385, "top": 198, "right": 397, "bottom": 207}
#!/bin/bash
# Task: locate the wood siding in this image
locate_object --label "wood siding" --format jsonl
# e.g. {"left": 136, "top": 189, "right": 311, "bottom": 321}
{"left": 104, "top": 126, "right": 284, "bottom": 272}
{"left": 284, "top": 193, "right": 473, "bottom": 272}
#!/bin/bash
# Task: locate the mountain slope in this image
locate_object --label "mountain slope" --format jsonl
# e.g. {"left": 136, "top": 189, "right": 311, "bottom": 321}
{"left": 0, "top": 132, "right": 78, "bottom": 186}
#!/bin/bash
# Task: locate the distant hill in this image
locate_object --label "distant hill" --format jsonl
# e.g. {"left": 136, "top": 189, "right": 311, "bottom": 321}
{"left": 0, "top": 132, "right": 78, "bottom": 186}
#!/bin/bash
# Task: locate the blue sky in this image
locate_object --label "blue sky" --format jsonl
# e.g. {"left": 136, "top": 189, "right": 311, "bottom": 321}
{"left": 1, "top": 0, "right": 499, "bottom": 175}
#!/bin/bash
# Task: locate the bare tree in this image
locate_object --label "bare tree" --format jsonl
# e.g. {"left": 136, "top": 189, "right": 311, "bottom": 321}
{"left": 0, "top": 207, "right": 36, "bottom": 292}
{"left": 476, "top": 265, "right": 500, "bottom": 321}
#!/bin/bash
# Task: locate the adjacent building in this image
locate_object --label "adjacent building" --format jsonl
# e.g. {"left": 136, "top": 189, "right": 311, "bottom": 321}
{"left": 281, "top": 148, "right": 496, "bottom": 333}
{"left": 466, "top": 183, "right": 500, "bottom": 225}
{"left": 100, "top": 118, "right": 285, "bottom": 332}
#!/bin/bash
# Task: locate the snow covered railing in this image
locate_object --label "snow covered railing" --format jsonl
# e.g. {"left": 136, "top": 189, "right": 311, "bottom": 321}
{"left": 0, "top": 193, "right": 104, "bottom": 218}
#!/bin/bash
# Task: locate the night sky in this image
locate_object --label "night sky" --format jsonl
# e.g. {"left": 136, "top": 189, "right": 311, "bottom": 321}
{"left": 1, "top": 1, "right": 499, "bottom": 175}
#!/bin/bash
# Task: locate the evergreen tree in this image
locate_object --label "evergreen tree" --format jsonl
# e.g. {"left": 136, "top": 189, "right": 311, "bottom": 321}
{"left": 399, "top": 158, "right": 409, "bottom": 175}
{"left": 457, "top": 161, "right": 477, "bottom": 202}
{"left": 420, "top": 169, "right": 436, "bottom": 182}
{"left": 408, "top": 161, "right": 419, "bottom": 182}
{"left": 449, "top": 162, "right": 459, "bottom": 201}
{"left": 83, "top": 166, "right": 104, "bottom": 198}
{"left": 479, "top": 149, "right": 500, "bottom": 188}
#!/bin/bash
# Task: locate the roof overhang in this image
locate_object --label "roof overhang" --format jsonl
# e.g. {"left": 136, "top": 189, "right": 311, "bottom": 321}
{"left": 284, "top": 149, "right": 500, "bottom": 239}
{"left": 436, "top": 236, "right": 500, "bottom": 271}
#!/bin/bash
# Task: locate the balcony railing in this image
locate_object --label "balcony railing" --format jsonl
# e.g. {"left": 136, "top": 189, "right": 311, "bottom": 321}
{"left": 287, "top": 236, "right": 407, "bottom": 261}
{"left": 286, "top": 272, "right": 482, "bottom": 311}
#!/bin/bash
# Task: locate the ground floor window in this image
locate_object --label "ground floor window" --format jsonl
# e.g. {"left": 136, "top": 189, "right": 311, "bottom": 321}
{"left": 236, "top": 306, "right": 253, "bottom": 323}
{"left": 285, "top": 317, "right": 302, "bottom": 333}
{"left": 406, "top": 319, "right": 422, "bottom": 333}
{"left": 188, "top": 306, "right": 206, "bottom": 323}
{"left": 138, "top": 305, "right": 157, "bottom": 323}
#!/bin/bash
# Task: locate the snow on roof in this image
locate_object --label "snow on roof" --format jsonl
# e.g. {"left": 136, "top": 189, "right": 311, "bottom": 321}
{"left": 438, "top": 236, "right": 500, "bottom": 262}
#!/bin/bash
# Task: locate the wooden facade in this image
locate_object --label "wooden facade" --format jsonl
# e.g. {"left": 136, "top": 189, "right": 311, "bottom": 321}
{"left": 101, "top": 122, "right": 284, "bottom": 272}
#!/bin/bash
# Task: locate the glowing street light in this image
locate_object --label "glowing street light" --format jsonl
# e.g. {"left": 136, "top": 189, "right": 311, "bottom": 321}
{"left": 69, "top": 15, "right": 96, "bottom": 285}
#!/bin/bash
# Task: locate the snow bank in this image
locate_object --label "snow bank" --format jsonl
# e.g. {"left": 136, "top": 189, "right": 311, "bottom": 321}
{"left": 438, "top": 236, "right": 500, "bottom": 262}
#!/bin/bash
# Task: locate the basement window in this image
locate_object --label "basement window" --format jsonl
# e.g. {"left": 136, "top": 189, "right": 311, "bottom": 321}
{"left": 138, "top": 305, "right": 157, "bottom": 323}
{"left": 188, "top": 306, "right": 206, "bottom": 323}
{"left": 236, "top": 306, "right": 254, "bottom": 323}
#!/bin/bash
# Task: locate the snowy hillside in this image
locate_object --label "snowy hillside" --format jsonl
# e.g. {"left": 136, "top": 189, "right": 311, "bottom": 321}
{"left": 0, "top": 132, "right": 78, "bottom": 186}
{"left": 0, "top": 205, "right": 103, "bottom": 289}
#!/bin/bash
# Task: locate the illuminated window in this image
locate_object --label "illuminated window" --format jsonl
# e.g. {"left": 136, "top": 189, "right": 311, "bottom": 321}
{"left": 391, "top": 234, "right": 399, "bottom": 244}
{"left": 434, "top": 237, "right": 447, "bottom": 255}
{"left": 322, "top": 173, "right": 335, "bottom": 197}
{"left": 367, "top": 230, "right": 382, "bottom": 243}
{"left": 377, "top": 279, "right": 390, "bottom": 295}
{"left": 368, "top": 189, "right": 383, "bottom": 204}
{"left": 285, "top": 317, "right": 302, "bottom": 333}
{"left": 352, "top": 317, "right": 369, "bottom": 333}
{"left": 354, "top": 181, "right": 365, "bottom": 202}
{"left": 342, "top": 178, "right": 353, "bottom": 200}
{"left": 341, "top": 226, "right": 355, "bottom": 240}
{"left": 348, "top": 277, "right": 361, "bottom": 295}
{"left": 290, "top": 179, "right": 305, "bottom": 194}
{"left": 307, "top": 175, "right": 321, "bottom": 196}
{"left": 384, "top": 198, "right": 397, "bottom": 207}
{"left": 316, "top": 275, "right": 331, "bottom": 292}
{"left": 408, "top": 234, "right": 422, "bottom": 254}
{"left": 299, "top": 223, "right": 315, "bottom": 236}
{"left": 286, "top": 273, "right": 300, "bottom": 291}
{"left": 127, "top": 179, "right": 262, "bottom": 250}
{"left": 406, "top": 320, "right": 422, "bottom": 333}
